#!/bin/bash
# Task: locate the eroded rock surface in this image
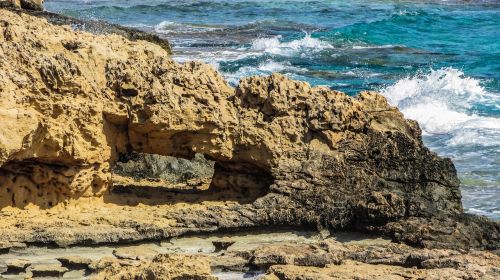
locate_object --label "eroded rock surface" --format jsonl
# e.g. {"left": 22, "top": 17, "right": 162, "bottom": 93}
{"left": 88, "top": 237, "right": 500, "bottom": 279}
{"left": 0, "top": 8, "right": 498, "bottom": 253}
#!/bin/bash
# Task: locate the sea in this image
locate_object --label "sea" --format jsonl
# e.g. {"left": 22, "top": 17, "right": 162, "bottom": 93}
{"left": 44, "top": 0, "right": 500, "bottom": 220}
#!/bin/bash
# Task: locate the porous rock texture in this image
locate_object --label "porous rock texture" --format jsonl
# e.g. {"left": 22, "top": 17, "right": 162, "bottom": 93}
{"left": 5, "top": 0, "right": 43, "bottom": 11}
{"left": 0, "top": 9, "right": 498, "bottom": 251}
{"left": 89, "top": 239, "right": 500, "bottom": 280}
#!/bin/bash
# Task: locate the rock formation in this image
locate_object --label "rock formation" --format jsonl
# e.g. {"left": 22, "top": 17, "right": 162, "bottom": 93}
{"left": 83, "top": 237, "right": 500, "bottom": 279}
{"left": 6, "top": 0, "right": 43, "bottom": 11}
{"left": 0, "top": 0, "right": 172, "bottom": 53}
{"left": 0, "top": 7, "right": 498, "bottom": 254}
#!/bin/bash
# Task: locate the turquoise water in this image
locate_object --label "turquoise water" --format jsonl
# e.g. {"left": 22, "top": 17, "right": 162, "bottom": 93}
{"left": 44, "top": 0, "right": 500, "bottom": 220}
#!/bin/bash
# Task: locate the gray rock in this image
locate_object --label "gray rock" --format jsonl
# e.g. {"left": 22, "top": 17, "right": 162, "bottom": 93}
{"left": 0, "top": 241, "right": 26, "bottom": 254}
{"left": 113, "top": 246, "right": 158, "bottom": 261}
{"left": 5, "top": 259, "right": 30, "bottom": 274}
{"left": 29, "top": 264, "right": 69, "bottom": 278}
{"left": 212, "top": 240, "right": 236, "bottom": 253}
{"left": 57, "top": 256, "right": 92, "bottom": 270}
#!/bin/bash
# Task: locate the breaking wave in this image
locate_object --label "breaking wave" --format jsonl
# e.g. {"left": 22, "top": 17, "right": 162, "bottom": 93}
{"left": 250, "top": 34, "right": 333, "bottom": 56}
{"left": 381, "top": 68, "right": 500, "bottom": 147}
{"left": 154, "top": 21, "right": 222, "bottom": 34}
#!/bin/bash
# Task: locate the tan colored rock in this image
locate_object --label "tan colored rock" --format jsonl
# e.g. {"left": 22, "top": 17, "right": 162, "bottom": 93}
{"left": 93, "top": 254, "right": 217, "bottom": 280}
{"left": 0, "top": 241, "right": 26, "bottom": 253}
{"left": 10, "top": 0, "right": 21, "bottom": 9}
{"left": 262, "top": 261, "right": 486, "bottom": 280}
{"left": 252, "top": 244, "right": 340, "bottom": 268}
{"left": 5, "top": 259, "right": 30, "bottom": 273}
{"left": 89, "top": 256, "right": 142, "bottom": 273}
{"left": 113, "top": 245, "right": 158, "bottom": 260}
{"left": 0, "top": 8, "right": 497, "bottom": 253}
{"left": 20, "top": 0, "right": 43, "bottom": 11}
{"left": 29, "top": 264, "right": 69, "bottom": 278}
{"left": 219, "top": 239, "right": 500, "bottom": 279}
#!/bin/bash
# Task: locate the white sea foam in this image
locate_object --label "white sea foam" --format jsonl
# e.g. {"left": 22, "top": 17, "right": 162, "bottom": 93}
{"left": 250, "top": 34, "right": 333, "bottom": 56}
{"left": 381, "top": 68, "right": 500, "bottom": 146}
{"left": 154, "top": 21, "right": 221, "bottom": 34}
{"left": 222, "top": 60, "right": 304, "bottom": 85}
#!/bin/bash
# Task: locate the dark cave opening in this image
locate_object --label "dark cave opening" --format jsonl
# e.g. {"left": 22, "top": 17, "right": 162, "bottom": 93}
{"left": 109, "top": 152, "right": 273, "bottom": 205}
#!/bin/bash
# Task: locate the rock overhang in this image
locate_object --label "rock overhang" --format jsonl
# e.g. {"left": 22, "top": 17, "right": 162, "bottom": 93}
{"left": 0, "top": 9, "right": 498, "bottom": 250}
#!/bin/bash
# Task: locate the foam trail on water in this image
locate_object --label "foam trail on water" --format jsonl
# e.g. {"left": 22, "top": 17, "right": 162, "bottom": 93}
{"left": 154, "top": 21, "right": 221, "bottom": 34}
{"left": 250, "top": 34, "right": 333, "bottom": 56}
{"left": 381, "top": 68, "right": 500, "bottom": 147}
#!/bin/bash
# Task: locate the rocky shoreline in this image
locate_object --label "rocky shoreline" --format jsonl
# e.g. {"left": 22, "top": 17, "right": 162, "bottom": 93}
{"left": 0, "top": 3, "right": 499, "bottom": 279}
{"left": 2, "top": 230, "right": 499, "bottom": 279}
{"left": 0, "top": 1, "right": 172, "bottom": 53}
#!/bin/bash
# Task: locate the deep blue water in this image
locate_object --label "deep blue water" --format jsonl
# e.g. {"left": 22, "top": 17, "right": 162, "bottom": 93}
{"left": 44, "top": 0, "right": 500, "bottom": 220}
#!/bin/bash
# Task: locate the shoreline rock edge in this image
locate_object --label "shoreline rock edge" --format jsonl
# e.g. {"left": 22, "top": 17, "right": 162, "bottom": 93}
{"left": 0, "top": 8, "right": 498, "bottom": 252}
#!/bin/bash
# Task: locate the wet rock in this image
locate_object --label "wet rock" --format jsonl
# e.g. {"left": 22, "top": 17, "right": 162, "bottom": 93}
{"left": 5, "top": 259, "right": 30, "bottom": 274}
{"left": 57, "top": 256, "right": 92, "bottom": 270}
{"left": 210, "top": 254, "right": 249, "bottom": 272}
{"left": 212, "top": 239, "right": 236, "bottom": 252}
{"left": 379, "top": 214, "right": 500, "bottom": 250}
{"left": 29, "top": 264, "right": 69, "bottom": 278}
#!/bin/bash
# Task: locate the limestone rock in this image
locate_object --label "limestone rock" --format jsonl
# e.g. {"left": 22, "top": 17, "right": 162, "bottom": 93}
{"left": 29, "top": 264, "right": 69, "bottom": 277}
{"left": 252, "top": 244, "right": 339, "bottom": 268}
{"left": 5, "top": 259, "right": 30, "bottom": 274}
{"left": 212, "top": 239, "right": 235, "bottom": 252}
{"left": 0, "top": 241, "right": 26, "bottom": 253}
{"left": 89, "top": 256, "right": 141, "bottom": 273}
{"left": 0, "top": 8, "right": 498, "bottom": 252}
{"left": 113, "top": 246, "right": 158, "bottom": 260}
{"left": 218, "top": 240, "right": 500, "bottom": 280}
{"left": 57, "top": 256, "right": 93, "bottom": 270}
{"left": 262, "top": 261, "right": 486, "bottom": 280}
{"left": 1, "top": 4, "right": 172, "bottom": 53}
{"left": 20, "top": 0, "right": 43, "bottom": 11}
{"left": 93, "top": 254, "right": 217, "bottom": 280}
{"left": 9, "top": 0, "right": 20, "bottom": 9}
